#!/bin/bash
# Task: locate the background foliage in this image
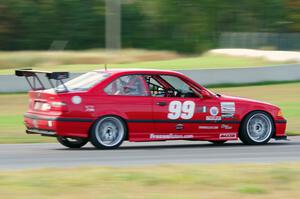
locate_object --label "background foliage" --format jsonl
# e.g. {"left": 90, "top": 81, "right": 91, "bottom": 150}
{"left": 0, "top": 0, "right": 299, "bottom": 53}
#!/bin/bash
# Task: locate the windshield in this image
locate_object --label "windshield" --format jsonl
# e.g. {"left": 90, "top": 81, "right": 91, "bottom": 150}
{"left": 56, "top": 71, "right": 110, "bottom": 92}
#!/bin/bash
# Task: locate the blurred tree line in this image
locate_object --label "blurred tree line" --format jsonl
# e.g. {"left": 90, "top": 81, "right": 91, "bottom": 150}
{"left": 0, "top": 0, "right": 299, "bottom": 53}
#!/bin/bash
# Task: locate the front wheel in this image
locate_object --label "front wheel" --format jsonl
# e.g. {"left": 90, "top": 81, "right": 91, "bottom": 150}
{"left": 239, "top": 111, "right": 274, "bottom": 145}
{"left": 57, "top": 136, "right": 88, "bottom": 148}
{"left": 90, "top": 116, "right": 126, "bottom": 149}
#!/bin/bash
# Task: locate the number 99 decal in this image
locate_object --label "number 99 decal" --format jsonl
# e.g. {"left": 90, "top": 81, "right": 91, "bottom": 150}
{"left": 168, "top": 101, "right": 195, "bottom": 120}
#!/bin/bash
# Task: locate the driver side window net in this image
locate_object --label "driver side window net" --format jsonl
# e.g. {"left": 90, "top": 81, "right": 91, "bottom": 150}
{"left": 104, "top": 75, "right": 149, "bottom": 96}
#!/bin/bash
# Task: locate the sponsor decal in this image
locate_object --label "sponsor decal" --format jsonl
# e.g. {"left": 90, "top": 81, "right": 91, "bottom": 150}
{"left": 41, "top": 103, "right": 51, "bottom": 111}
{"left": 221, "top": 102, "right": 235, "bottom": 118}
{"left": 206, "top": 116, "right": 221, "bottom": 121}
{"left": 85, "top": 105, "right": 95, "bottom": 112}
{"left": 168, "top": 101, "right": 195, "bottom": 120}
{"left": 150, "top": 134, "right": 194, "bottom": 139}
{"left": 176, "top": 124, "right": 184, "bottom": 130}
{"left": 72, "top": 96, "right": 82, "bottom": 105}
{"left": 221, "top": 124, "right": 233, "bottom": 130}
{"left": 209, "top": 106, "right": 219, "bottom": 116}
{"left": 219, "top": 133, "right": 237, "bottom": 139}
{"left": 199, "top": 126, "right": 219, "bottom": 130}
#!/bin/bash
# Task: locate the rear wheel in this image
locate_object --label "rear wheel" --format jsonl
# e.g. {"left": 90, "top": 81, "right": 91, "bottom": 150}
{"left": 57, "top": 136, "right": 88, "bottom": 148}
{"left": 239, "top": 111, "right": 274, "bottom": 145}
{"left": 90, "top": 116, "right": 126, "bottom": 149}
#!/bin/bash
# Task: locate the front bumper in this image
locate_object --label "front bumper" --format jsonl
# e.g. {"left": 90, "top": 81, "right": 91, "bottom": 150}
{"left": 274, "top": 135, "right": 287, "bottom": 140}
{"left": 274, "top": 119, "right": 287, "bottom": 137}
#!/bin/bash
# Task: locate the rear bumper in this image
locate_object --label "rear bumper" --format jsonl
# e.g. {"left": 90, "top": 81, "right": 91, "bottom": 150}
{"left": 24, "top": 113, "right": 94, "bottom": 138}
{"left": 26, "top": 128, "right": 57, "bottom": 137}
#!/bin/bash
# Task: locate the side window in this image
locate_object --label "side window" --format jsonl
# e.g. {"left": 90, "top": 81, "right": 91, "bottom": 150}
{"left": 104, "top": 75, "right": 150, "bottom": 96}
{"left": 145, "top": 75, "right": 165, "bottom": 97}
{"left": 161, "top": 75, "right": 197, "bottom": 98}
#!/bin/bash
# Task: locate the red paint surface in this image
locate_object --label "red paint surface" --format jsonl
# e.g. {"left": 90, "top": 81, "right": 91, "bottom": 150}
{"left": 23, "top": 69, "right": 287, "bottom": 141}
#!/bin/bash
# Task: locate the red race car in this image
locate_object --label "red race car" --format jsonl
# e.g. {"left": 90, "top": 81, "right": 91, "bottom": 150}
{"left": 15, "top": 69, "right": 287, "bottom": 149}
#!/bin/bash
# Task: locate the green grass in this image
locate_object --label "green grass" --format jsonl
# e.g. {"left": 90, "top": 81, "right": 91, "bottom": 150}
{"left": 0, "top": 82, "right": 299, "bottom": 143}
{"left": 0, "top": 53, "right": 291, "bottom": 75}
{"left": 0, "top": 163, "right": 300, "bottom": 199}
{"left": 238, "top": 185, "right": 268, "bottom": 194}
{"left": 0, "top": 94, "right": 53, "bottom": 143}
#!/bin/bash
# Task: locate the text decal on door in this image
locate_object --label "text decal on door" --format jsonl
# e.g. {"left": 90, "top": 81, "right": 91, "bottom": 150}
{"left": 168, "top": 101, "right": 195, "bottom": 120}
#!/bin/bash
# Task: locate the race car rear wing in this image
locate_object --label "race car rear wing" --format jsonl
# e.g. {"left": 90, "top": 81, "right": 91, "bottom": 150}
{"left": 15, "top": 69, "right": 69, "bottom": 91}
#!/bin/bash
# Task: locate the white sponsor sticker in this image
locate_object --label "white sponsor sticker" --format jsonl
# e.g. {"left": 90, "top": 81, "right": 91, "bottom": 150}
{"left": 206, "top": 116, "right": 221, "bottom": 121}
{"left": 85, "top": 105, "right": 95, "bottom": 112}
{"left": 219, "top": 133, "right": 237, "bottom": 139}
{"left": 209, "top": 106, "right": 219, "bottom": 116}
{"left": 221, "top": 102, "right": 235, "bottom": 118}
{"left": 198, "top": 126, "right": 219, "bottom": 130}
{"left": 221, "top": 124, "right": 233, "bottom": 130}
{"left": 72, "top": 96, "right": 82, "bottom": 104}
{"left": 150, "top": 134, "right": 194, "bottom": 139}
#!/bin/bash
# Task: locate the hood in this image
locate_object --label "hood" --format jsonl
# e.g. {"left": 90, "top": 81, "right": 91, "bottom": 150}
{"left": 219, "top": 95, "right": 278, "bottom": 109}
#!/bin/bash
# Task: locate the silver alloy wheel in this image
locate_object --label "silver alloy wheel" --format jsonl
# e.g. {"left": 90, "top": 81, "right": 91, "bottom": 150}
{"left": 95, "top": 117, "right": 124, "bottom": 147}
{"left": 246, "top": 113, "right": 272, "bottom": 143}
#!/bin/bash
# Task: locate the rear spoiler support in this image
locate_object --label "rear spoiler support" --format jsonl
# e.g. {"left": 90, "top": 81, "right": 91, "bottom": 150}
{"left": 15, "top": 69, "right": 69, "bottom": 91}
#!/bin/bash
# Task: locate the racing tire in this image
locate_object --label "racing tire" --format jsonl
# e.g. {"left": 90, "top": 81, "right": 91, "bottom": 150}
{"left": 239, "top": 111, "right": 274, "bottom": 145}
{"left": 57, "top": 136, "right": 88, "bottom": 148}
{"left": 90, "top": 116, "right": 127, "bottom": 149}
{"left": 209, "top": 141, "right": 227, "bottom": 145}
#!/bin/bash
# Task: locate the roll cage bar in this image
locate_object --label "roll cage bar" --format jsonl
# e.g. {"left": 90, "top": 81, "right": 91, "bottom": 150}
{"left": 15, "top": 69, "right": 69, "bottom": 91}
{"left": 144, "top": 74, "right": 203, "bottom": 98}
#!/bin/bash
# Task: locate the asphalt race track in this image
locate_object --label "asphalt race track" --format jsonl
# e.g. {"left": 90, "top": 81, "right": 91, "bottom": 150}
{"left": 1, "top": 137, "right": 300, "bottom": 170}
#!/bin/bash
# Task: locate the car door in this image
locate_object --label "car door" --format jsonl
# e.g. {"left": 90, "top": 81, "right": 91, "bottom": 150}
{"left": 149, "top": 74, "right": 221, "bottom": 140}
{"left": 100, "top": 74, "right": 154, "bottom": 141}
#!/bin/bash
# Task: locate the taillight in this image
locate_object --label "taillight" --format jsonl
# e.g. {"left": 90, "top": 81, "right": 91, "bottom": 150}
{"left": 50, "top": 101, "right": 68, "bottom": 112}
{"left": 41, "top": 103, "right": 51, "bottom": 111}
